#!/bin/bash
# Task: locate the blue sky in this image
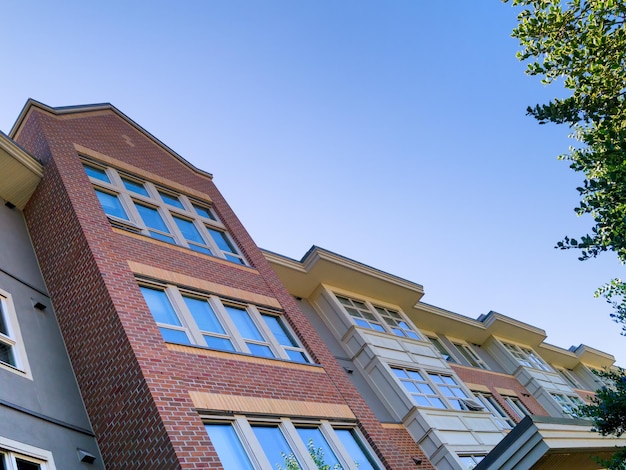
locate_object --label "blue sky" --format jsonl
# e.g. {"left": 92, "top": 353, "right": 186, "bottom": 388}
{"left": 1, "top": 2, "right": 623, "bottom": 365}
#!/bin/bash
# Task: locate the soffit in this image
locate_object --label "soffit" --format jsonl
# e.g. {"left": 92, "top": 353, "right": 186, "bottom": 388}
{"left": 0, "top": 132, "right": 43, "bottom": 209}
{"left": 263, "top": 247, "right": 424, "bottom": 312}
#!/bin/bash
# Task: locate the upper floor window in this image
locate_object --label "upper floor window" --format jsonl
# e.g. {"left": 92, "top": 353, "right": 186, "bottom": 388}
{"left": 0, "top": 297, "right": 18, "bottom": 369}
{"left": 502, "top": 342, "right": 552, "bottom": 372}
{"left": 550, "top": 393, "right": 585, "bottom": 418}
{"left": 0, "top": 451, "right": 44, "bottom": 469}
{"left": 427, "top": 336, "right": 457, "bottom": 363}
{"left": 473, "top": 393, "right": 515, "bottom": 429}
{"left": 391, "top": 366, "right": 473, "bottom": 410}
{"left": 334, "top": 294, "right": 420, "bottom": 339}
{"left": 205, "top": 417, "right": 381, "bottom": 470}
{"left": 556, "top": 367, "right": 583, "bottom": 389}
{"left": 83, "top": 161, "right": 246, "bottom": 265}
{"left": 0, "top": 438, "right": 53, "bottom": 470}
{"left": 458, "top": 454, "right": 485, "bottom": 470}
{"left": 504, "top": 396, "right": 532, "bottom": 419}
{"left": 452, "top": 342, "right": 489, "bottom": 370}
{"left": 140, "top": 284, "right": 311, "bottom": 364}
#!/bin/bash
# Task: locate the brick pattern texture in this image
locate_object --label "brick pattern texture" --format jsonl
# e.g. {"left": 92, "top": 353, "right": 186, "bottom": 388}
{"left": 18, "top": 105, "right": 432, "bottom": 470}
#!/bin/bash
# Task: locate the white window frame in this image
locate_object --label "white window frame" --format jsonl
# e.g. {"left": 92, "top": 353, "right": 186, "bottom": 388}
{"left": 452, "top": 342, "right": 490, "bottom": 370}
{"left": 333, "top": 293, "right": 421, "bottom": 340}
{"left": 550, "top": 393, "right": 585, "bottom": 417}
{"left": 502, "top": 342, "right": 552, "bottom": 372}
{"left": 0, "top": 291, "right": 31, "bottom": 378}
{"left": 556, "top": 367, "right": 583, "bottom": 389}
{"left": 204, "top": 416, "right": 382, "bottom": 470}
{"left": 457, "top": 454, "right": 485, "bottom": 470}
{"left": 391, "top": 365, "right": 474, "bottom": 411}
{"left": 83, "top": 160, "right": 247, "bottom": 265}
{"left": 140, "top": 283, "right": 312, "bottom": 364}
{"left": 473, "top": 393, "right": 514, "bottom": 429}
{"left": 504, "top": 396, "right": 532, "bottom": 419}
{"left": 0, "top": 436, "right": 55, "bottom": 470}
{"left": 427, "top": 335, "right": 458, "bottom": 363}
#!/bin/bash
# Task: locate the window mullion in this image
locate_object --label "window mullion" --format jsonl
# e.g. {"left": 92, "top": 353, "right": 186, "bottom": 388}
{"left": 318, "top": 422, "right": 359, "bottom": 470}
{"left": 210, "top": 298, "right": 248, "bottom": 353}
{"left": 250, "top": 306, "right": 285, "bottom": 360}
{"left": 280, "top": 419, "right": 317, "bottom": 470}
{"left": 232, "top": 417, "right": 267, "bottom": 470}
{"left": 364, "top": 301, "right": 388, "bottom": 333}
{"left": 163, "top": 210, "right": 190, "bottom": 248}
{"left": 167, "top": 288, "right": 204, "bottom": 345}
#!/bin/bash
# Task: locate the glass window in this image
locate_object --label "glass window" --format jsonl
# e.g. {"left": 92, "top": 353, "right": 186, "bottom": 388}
{"left": 135, "top": 203, "right": 175, "bottom": 243}
{"left": 374, "top": 306, "right": 420, "bottom": 339}
{"left": 251, "top": 425, "right": 299, "bottom": 469}
{"left": 503, "top": 342, "right": 552, "bottom": 372}
{"left": 82, "top": 161, "right": 247, "bottom": 264}
{"left": 158, "top": 190, "right": 185, "bottom": 209}
{"left": 505, "top": 396, "right": 532, "bottom": 419}
{"left": 122, "top": 177, "right": 149, "bottom": 196}
{"left": 334, "top": 428, "right": 379, "bottom": 470}
{"left": 182, "top": 296, "right": 234, "bottom": 352}
{"left": 140, "top": 286, "right": 191, "bottom": 345}
{"left": 428, "top": 336, "right": 457, "bottom": 363}
{"left": 551, "top": 393, "right": 585, "bottom": 417}
{"left": 94, "top": 189, "right": 130, "bottom": 220}
{"left": 0, "top": 450, "right": 44, "bottom": 470}
{"left": 83, "top": 163, "right": 110, "bottom": 183}
{"left": 0, "top": 299, "right": 16, "bottom": 368}
{"left": 428, "top": 372, "right": 471, "bottom": 410}
{"left": 225, "top": 305, "right": 274, "bottom": 358}
{"left": 453, "top": 343, "right": 489, "bottom": 370}
{"left": 336, "top": 295, "right": 386, "bottom": 332}
{"left": 474, "top": 393, "right": 514, "bottom": 428}
{"left": 296, "top": 427, "right": 341, "bottom": 469}
{"left": 458, "top": 454, "right": 485, "bottom": 470}
{"left": 205, "top": 423, "right": 254, "bottom": 470}
{"left": 392, "top": 367, "right": 446, "bottom": 409}
{"left": 261, "top": 314, "right": 310, "bottom": 363}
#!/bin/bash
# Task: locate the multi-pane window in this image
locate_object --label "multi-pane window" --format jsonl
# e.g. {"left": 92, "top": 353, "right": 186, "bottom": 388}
{"left": 0, "top": 296, "right": 19, "bottom": 370}
{"left": 504, "top": 396, "right": 532, "bottom": 419}
{"left": 392, "top": 367, "right": 472, "bottom": 410}
{"left": 453, "top": 342, "right": 489, "bottom": 370}
{"left": 427, "top": 336, "right": 457, "bottom": 363}
{"left": 556, "top": 368, "right": 583, "bottom": 389}
{"left": 205, "top": 418, "right": 381, "bottom": 470}
{"left": 473, "top": 393, "right": 515, "bottom": 429}
{"left": 458, "top": 454, "right": 485, "bottom": 470}
{"left": 140, "top": 285, "right": 311, "bottom": 363}
{"left": 550, "top": 393, "right": 585, "bottom": 417}
{"left": 0, "top": 450, "right": 44, "bottom": 470}
{"left": 83, "top": 161, "right": 246, "bottom": 265}
{"left": 502, "top": 342, "right": 552, "bottom": 372}
{"left": 334, "top": 294, "right": 421, "bottom": 339}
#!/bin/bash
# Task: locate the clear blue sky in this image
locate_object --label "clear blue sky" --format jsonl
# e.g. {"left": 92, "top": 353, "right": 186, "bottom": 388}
{"left": 1, "top": 1, "right": 623, "bottom": 365}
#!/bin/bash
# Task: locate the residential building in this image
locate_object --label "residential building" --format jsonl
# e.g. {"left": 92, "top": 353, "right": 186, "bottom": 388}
{"left": 264, "top": 245, "right": 626, "bottom": 470}
{"left": 0, "top": 132, "right": 103, "bottom": 469}
{"left": 9, "top": 100, "right": 431, "bottom": 470}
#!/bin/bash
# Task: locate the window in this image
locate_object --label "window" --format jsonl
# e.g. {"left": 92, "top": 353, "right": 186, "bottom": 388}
{"left": 205, "top": 418, "right": 381, "bottom": 470}
{"left": 550, "top": 393, "right": 585, "bottom": 417}
{"left": 0, "top": 452, "right": 43, "bottom": 470}
{"left": 504, "top": 396, "right": 532, "bottom": 419}
{"left": 556, "top": 368, "right": 582, "bottom": 389}
{"left": 140, "top": 284, "right": 311, "bottom": 363}
{"left": 334, "top": 294, "right": 421, "bottom": 339}
{"left": 473, "top": 393, "right": 515, "bottom": 429}
{"left": 83, "top": 161, "right": 246, "bottom": 265}
{"left": 427, "top": 336, "right": 457, "bottom": 363}
{"left": 0, "top": 438, "right": 53, "bottom": 470}
{"left": 453, "top": 342, "right": 489, "bottom": 370}
{"left": 458, "top": 454, "right": 485, "bottom": 470}
{"left": 502, "top": 342, "right": 552, "bottom": 372}
{"left": 392, "top": 367, "right": 472, "bottom": 410}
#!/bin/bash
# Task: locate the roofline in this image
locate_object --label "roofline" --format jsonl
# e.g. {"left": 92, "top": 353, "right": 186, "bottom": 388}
{"left": 9, "top": 99, "right": 213, "bottom": 179}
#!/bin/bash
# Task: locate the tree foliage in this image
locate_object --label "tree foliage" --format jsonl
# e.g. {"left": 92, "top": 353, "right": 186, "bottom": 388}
{"left": 505, "top": 0, "right": 626, "bottom": 328}
{"left": 504, "top": 0, "right": 626, "bottom": 464}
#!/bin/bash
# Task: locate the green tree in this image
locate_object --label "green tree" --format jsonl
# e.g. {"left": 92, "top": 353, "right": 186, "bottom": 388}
{"left": 504, "top": 0, "right": 626, "bottom": 466}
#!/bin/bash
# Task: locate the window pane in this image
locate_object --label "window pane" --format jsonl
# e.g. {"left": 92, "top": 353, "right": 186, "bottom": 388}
{"left": 0, "top": 303, "right": 8, "bottom": 336}
{"left": 192, "top": 203, "right": 215, "bottom": 220}
{"left": 173, "top": 216, "right": 205, "bottom": 244}
{"left": 135, "top": 204, "right": 170, "bottom": 233}
{"left": 0, "top": 453, "right": 5, "bottom": 470}
{"left": 183, "top": 297, "right": 226, "bottom": 334}
{"left": 122, "top": 178, "right": 149, "bottom": 196}
{"left": 286, "top": 349, "right": 309, "bottom": 363}
{"left": 140, "top": 287, "right": 182, "bottom": 326}
{"left": 16, "top": 459, "right": 41, "bottom": 470}
{"left": 224, "top": 306, "right": 264, "bottom": 341}
{"left": 205, "top": 424, "right": 254, "bottom": 470}
{"left": 335, "top": 429, "right": 378, "bottom": 470}
{"left": 158, "top": 191, "right": 185, "bottom": 209}
{"left": 204, "top": 335, "right": 235, "bottom": 352}
{"left": 261, "top": 314, "right": 297, "bottom": 347}
{"left": 252, "top": 425, "right": 299, "bottom": 469}
{"left": 208, "top": 228, "right": 237, "bottom": 253}
{"left": 247, "top": 343, "right": 274, "bottom": 358}
{"left": 0, "top": 341, "right": 16, "bottom": 367}
{"left": 188, "top": 244, "right": 213, "bottom": 255}
{"left": 94, "top": 189, "right": 129, "bottom": 220}
{"left": 159, "top": 327, "right": 191, "bottom": 345}
{"left": 296, "top": 427, "right": 341, "bottom": 469}
{"left": 83, "top": 164, "right": 110, "bottom": 182}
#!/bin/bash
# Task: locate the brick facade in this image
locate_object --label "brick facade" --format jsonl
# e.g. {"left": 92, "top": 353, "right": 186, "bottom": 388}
{"left": 15, "top": 102, "right": 431, "bottom": 469}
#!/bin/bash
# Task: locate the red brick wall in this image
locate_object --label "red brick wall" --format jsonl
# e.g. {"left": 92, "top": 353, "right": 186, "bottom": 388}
{"left": 18, "top": 105, "right": 431, "bottom": 469}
